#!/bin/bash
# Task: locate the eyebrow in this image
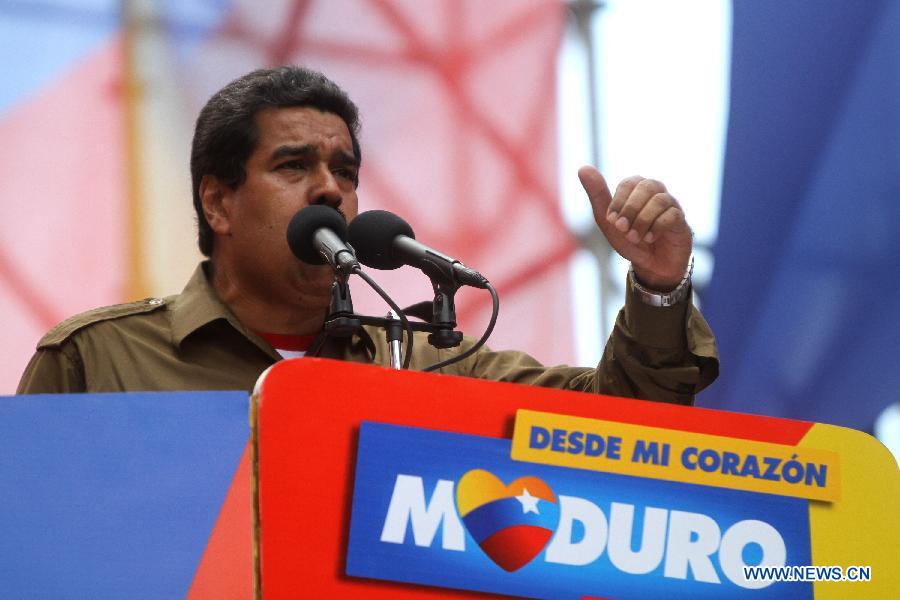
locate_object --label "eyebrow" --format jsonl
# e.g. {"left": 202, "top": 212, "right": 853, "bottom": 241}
{"left": 271, "top": 144, "right": 359, "bottom": 167}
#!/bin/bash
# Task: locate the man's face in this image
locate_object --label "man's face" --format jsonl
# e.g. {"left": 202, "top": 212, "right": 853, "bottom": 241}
{"left": 207, "top": 106, "right": 360, "bottom": 312}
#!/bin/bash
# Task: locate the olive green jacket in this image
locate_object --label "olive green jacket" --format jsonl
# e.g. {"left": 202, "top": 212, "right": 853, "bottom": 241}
{"left": 18, "top": 263, "right": 719, "bottom": 404}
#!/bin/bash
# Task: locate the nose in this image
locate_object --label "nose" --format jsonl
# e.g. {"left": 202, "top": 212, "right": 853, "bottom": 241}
{"left": 309, "top": 164, "right": 343, "bottom": 211}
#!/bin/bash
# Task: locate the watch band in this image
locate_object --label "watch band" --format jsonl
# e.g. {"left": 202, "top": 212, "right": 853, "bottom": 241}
{"left": 628, "top": 256, "right": 694, "bottom": 307}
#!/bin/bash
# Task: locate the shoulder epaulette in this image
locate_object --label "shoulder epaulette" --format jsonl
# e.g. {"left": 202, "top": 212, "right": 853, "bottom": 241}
{"left": 37, "top": 297, "right": 170, "bottom": 349}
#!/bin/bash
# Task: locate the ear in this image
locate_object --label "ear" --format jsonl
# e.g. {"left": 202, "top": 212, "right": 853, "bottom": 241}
{"left": 199, "top": 175, "right": 233, "bottom": 236}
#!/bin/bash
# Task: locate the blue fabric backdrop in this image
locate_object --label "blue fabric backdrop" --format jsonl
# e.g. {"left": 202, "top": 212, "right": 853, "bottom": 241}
{"left": 701, "top": 0, "right": 900, "bottom": 432}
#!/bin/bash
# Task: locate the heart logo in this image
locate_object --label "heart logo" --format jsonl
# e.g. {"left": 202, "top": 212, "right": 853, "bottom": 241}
{"left": 455, "top": 469, "right": 559, "bottom": 572}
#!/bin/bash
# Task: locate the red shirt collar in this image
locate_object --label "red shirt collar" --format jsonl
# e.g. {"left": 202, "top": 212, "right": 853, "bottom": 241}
{"left": 255, "top": 332, "right": 316, "bottom": 352}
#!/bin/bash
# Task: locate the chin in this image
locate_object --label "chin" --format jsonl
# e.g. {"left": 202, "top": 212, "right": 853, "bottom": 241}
{"left": 295, "top": 261, "right": 334, "bottom": 279}
{"left": 292, "top": 279, "right": 334, "bottom": 304}
{"left": 285, "top": 261, "right": 332, "bottom": 300}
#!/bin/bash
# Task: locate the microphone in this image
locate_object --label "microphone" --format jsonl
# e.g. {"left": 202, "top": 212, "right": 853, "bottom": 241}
{"left": 286, "top": 205, "right": 359, "bottom": 274}
{"left": 347, "top": 210, "right": 489, "bottom": 289}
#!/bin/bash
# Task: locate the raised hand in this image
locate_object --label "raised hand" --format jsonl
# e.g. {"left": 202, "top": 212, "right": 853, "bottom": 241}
{"left": 578, "top": 166, "right": 692, "bottom": 291}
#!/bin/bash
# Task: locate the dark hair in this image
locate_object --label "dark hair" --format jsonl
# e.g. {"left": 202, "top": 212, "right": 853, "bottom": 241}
{"left": 190, "top": 66, "right": 361, "bottom": 256}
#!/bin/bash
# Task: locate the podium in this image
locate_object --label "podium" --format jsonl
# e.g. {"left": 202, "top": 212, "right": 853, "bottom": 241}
{"left": 2, "top": 359, "right": 897, "bottom": 598}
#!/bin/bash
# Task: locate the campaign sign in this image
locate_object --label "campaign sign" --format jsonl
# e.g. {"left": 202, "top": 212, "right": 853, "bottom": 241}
{"left": 346, "top": 422, "right": 812, "bottom": 599}
{"left": 512, "top": 410, "right": 840, "bottom": 502}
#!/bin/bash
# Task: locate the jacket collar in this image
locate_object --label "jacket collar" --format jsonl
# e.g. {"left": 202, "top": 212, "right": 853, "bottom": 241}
{"left": 169, "top": 262, "right": 279, "bottom": 361}
{"left": 169, "top": 262, "right": 375, "bottom": 362}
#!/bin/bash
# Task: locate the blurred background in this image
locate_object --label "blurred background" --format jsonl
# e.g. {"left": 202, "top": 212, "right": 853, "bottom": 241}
{"left": 1, "top": 0, "right": 897, "bottom": 458}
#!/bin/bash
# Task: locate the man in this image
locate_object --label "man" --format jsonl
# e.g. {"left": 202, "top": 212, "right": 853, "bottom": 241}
{"left": 18, "top": 66, "right": 718, "bottom": 403}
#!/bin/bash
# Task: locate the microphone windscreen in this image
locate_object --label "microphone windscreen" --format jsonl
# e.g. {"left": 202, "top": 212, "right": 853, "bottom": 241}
{"left": 286, "top": 205, "right": 349, "bottom": 264}
{"left": 347, "top": 210, "right": 415, "bottom": 270}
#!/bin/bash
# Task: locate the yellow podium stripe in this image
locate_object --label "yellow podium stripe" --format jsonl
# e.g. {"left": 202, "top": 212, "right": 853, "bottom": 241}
{"left": 510, "top": 410, "right": 840, "bottom": 502}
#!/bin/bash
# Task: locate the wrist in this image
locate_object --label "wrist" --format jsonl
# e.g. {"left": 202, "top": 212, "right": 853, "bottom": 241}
{"left": 631, "top": 270, "right": 681, "bottom": 292}
{"left": 629, "top": 256, "right": 694, "bottom": 307}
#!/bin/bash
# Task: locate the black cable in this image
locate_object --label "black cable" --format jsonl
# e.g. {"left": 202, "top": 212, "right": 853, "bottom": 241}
{"left": 423, "top": 281, "right": 499, "bottom": 373}
{"left": 352, "top": 266, "right": 415, "bottom": 369}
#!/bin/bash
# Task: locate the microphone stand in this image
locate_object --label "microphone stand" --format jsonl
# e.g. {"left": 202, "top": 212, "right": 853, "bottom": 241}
{"left": 322, "top": 275, "right": 467, "bottom": 369}
{"left": 385, "top": 310, "right": 404, "bottom": 369}
{"left": 322, "top": 274, "right": 362, "bottom": 337}
{"left": 417, "top": 256, "right": 468, "bottom": 349}
{"left": 422, "top": 280, "right": 464, "bottom": 349}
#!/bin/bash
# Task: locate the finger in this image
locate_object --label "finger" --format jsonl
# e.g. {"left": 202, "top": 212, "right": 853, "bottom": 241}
{"left": 577, "top": 165, "right": 613, "bottom": 225}
{"left": 614, "top": 178, "right": 666, "bottom": 235}
{"left": 627, "top": 192, "right": 673, "bottom": 243}
{"left": 646, "top": 205, "right": 689, "bottom": 243}
{"left": 607, "top": 175, "right": 644, "bottom": 224}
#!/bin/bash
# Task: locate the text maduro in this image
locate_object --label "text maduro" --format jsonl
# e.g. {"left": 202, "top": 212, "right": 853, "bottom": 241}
{"left": 381, "top": 474, "right": 787, "bottom": 590}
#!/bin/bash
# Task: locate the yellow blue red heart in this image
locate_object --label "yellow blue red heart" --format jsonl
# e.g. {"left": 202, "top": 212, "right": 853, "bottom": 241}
{"left": 456, "top": 469, "right": 559, "bottom": 572}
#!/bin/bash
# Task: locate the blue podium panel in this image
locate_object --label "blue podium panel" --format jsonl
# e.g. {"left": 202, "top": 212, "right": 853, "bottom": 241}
{"left": 0, "top": 391, "right": 249, "bottom": 599}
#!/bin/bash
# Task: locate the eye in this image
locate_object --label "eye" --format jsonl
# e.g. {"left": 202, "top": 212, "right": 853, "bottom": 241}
{"left": 276, "top": 160, "right": 305, "bottom": 171}
{"left": 332, "top": 167, "right": 359, "bottom": 186}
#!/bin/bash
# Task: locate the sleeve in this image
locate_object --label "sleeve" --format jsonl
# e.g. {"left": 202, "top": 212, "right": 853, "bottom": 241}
{"left": 592, "top": 283, "right": 719, "bottom": 404}
{"left": 458, "top": 283, "right": 719, "bottom": 406}
{"left": 16, "top": 344, "right": 87, "bottom": 394}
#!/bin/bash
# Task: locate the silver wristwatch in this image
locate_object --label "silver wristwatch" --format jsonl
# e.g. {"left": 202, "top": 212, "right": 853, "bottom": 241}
{"left": 628, "top": 256, "right": 694, "bottom": 307}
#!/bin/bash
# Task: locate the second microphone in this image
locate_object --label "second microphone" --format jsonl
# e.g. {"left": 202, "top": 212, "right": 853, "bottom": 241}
{"left": 347, "top": 210, "right": 489, "bottom": 289}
